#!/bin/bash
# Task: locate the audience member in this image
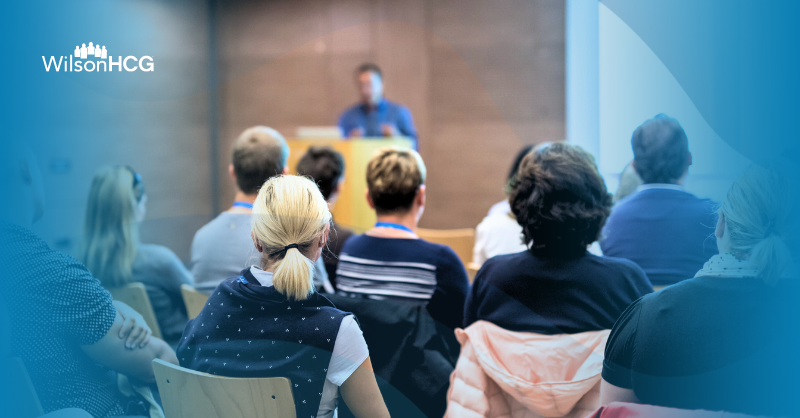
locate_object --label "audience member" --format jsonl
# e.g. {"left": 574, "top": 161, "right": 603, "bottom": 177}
{"left": 338, "top": 63, "right": 418, "bottom": 146}
{"left": 601, "top": 161, "right": 800, "bottom": 417}
{"left": 190, "top": 126, "right": 332, "bottom": 294}
{"left": 612, "top": 161, "right": 643, "bottom": 204}
{"left": 486, "top": 144, "right": 535, "bottom": 217}
{"left": 336, "top": 147, "right": 469, "bottom": 329}
{"left": 296, "top": 146, "right": 354, "bottom": 289}
{"left": 0, "top": 143, "right": 177, "bottom": 417}
{"left": 80, "top": 165, "right": 192, "bottom": 344}
{"left": 601, "top": 115, "right": 717, "bottom": 286}
{"left": 473, "top": 144, "right": 535, "bottom": 265}
{"left": 178, "top": 175, "right": 390, "bottom": 418}
{"left": 464, "top": 143, "right": 653, "bottom": 334}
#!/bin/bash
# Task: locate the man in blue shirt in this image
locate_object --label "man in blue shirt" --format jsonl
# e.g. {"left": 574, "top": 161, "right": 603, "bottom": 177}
{"left": 338, "top": 63, "right": 418, "bottom": 148}
{"left": 600, "top": 115, "right": 718, "bottom": 286}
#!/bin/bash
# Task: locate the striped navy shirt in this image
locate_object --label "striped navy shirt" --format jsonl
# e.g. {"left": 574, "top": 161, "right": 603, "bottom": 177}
{"left": 335, "top": 234, "right": 469, "bottom": 329}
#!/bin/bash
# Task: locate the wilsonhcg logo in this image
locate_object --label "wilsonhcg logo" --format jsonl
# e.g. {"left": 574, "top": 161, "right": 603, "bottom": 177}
{"left": 43, "top": 42, "right": 154, "bottom": 72}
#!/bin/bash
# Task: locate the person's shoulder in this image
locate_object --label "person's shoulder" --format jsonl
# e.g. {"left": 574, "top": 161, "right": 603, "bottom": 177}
{"left": 478, "top": 251, "right": 530, "bottom": 276}
{"left": 193, "top": 212, "right": 250, "bottom": 243}
{"left": 340, "top": 233, "right": 369, "bottom": 250}
{"left": 589, "top": 253, "right": 648, "bottom": 278}
{"left": 384, "top": 99, "right": 408, "bottom": 110}
{"left": 340, "top": 103, "right": 363, "bottom": 117}
{"left": 476, "top": 212, "right": 512, "bottom": 231}
{"left": 138, "top": 243, "right": 178, "bottom": 259}
{"left": 137, "top": 243, "right": 184, "bottom": 268}
{"left": 416, "top": 238, "right": 460, "bottom": 261}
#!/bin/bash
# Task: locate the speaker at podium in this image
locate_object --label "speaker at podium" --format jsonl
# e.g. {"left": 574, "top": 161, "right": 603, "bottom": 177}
{"left": 287, "top": 129, "right": 414, "bottom": 232}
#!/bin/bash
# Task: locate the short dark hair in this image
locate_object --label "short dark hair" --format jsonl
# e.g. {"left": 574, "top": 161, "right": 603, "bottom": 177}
{"left": 232, "top": 126, "right": 289, "bottom": 195}
{"left": 296, "top": 146, "right": 345, "bottom": 201}
{"left": 631, "top": 114, "right": 690, "bottom": 184}
{"left": 356, "top": 62, "right": 382, "bottom": 80}
{"left": 509, "top": 142, "right": 612, "bottom": 258}
{"left": 366, "top": 147, "right": 426, "bottom": 215}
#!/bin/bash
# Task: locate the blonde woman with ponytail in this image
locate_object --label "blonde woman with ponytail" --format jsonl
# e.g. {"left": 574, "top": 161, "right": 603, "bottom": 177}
{"left": 81, "top": 165, "right": 193, "bottom": 345}
{"left": 600, "top": 162, "right": 800, "bottom": 417}
{"left": 178, "top": 175, "right": 389, "bottom": 418}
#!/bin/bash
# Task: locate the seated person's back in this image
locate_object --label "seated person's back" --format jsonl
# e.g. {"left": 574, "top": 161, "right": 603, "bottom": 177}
{"left": 80, "top": 165, "right": 193, "bottom": 344}
{"left": 465, "top": 143, "right": 653, "bottom": 334}
{"left": 601, "top": 162, "right": 800, "bottom": 417}
{"left": 473, "top": 144, "right": 534, "bottom": 265}
{"left": 334, "top": 147, "right": 469, "bottom": 329}
{"left": 338, "top": 234, "right": 468, "bottom": 329}
{"left": 1, "top": 144, "right": 179, "bottom": 418}
{"left": 295, "top": 146, "right": 355, "bottom": 288}
{"left": 602, "top": 186, "right": 717, "bottom": 285}
{"left": 601, "top": 115, "right": 717, "bottom": 286}
{"left": 190, "top": 126, "right": 333, "bottom": 293}
{"left": 179, "top": 175, "right": 389, "bottom": 418}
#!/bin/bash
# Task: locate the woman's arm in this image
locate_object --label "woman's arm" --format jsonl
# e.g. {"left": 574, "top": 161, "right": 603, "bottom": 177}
{"left": 112, "top": 300, "right": 151, "bottom": 349}
{"left": 600, "top": 379, "right": 640, "bottom": 405}
{"left": 80, "top": 311, "right": 178, "bottom": 384}
{"left": 339, "top": 357, "right": 390, "bottom": 418}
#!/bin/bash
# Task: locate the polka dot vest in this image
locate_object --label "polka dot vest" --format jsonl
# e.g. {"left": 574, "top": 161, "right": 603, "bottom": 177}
{"left": 178, "top": 268, "right": 349, "bottom": 418}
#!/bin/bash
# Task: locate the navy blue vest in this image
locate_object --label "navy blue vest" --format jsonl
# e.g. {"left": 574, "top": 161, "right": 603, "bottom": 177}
{"left": 178, "top": 268, "right": 349, "bottom": 418}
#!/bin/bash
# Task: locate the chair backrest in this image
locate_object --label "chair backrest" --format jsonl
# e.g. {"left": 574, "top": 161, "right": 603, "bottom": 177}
{"left": 152, "top": 359, "right": 296, "bottom": 418}
{"left": 107, "top": 282, "right": 163, "bottom": 340}
{"left": 181, "top": 284, "right": 209, "bottom": 320}
{"left": 1, "top": 357, "right": 45, "bottom": 418}
{"left": 416, "top": 228, "right": 476, "bottom": 268}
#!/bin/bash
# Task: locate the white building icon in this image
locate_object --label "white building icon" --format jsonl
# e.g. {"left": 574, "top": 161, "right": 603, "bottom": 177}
{"left": 74, "top": 43, "right": 108, "bottom": 59}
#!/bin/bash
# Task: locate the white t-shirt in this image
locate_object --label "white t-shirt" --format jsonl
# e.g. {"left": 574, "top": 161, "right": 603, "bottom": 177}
{"left": 474, "top": 206, "right": 604, "bottom": 265}
{"left": 473, "top": 212, "right": 527, "bottom": 265}
{"left": 250, "top": 266, "right": 369, "bottom": 418}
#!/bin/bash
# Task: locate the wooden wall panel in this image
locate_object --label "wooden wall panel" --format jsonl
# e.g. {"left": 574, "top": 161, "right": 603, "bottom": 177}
{"left": 214, "top": 0, "right": 565, "bottom": 230}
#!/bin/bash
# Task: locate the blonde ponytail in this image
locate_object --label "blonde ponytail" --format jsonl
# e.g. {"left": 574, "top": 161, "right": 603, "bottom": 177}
{"left": 251, "top": 175, "right": 331, "bottom": 300}
{"left": 749, "top": 234, "right": 792, "bottom": 286}
{"left": 721, "top": 163, "right": 798, "bottom": 285}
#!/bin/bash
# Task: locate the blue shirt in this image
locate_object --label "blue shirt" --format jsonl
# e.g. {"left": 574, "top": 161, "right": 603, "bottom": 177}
{"left": 600, "top": 185, "right": 718, "bottom": 286}
{"left": 337, "top": 99, "right": 418, "bottom": 144}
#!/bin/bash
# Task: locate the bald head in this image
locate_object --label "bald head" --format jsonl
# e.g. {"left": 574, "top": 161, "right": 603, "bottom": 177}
{"left": 631, "top": 114, "right": 691, "bottom": 184}
{"left": 231, "top": 126, "right": 289, "bottom": 195}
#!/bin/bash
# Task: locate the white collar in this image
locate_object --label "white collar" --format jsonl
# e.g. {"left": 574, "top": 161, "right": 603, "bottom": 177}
{"left": 249, "top": 265, "right": 274, "bottom": 287}
{"left": 636, "top": 183, "right": 685, "bottom": 193}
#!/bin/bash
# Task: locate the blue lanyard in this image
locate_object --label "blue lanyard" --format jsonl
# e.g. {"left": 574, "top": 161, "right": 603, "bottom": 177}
{"left": 232, "top": 201, "right": 253, "bottom": 210}
{"left": 374, "top": 222, "right": 414, "bottom": 233}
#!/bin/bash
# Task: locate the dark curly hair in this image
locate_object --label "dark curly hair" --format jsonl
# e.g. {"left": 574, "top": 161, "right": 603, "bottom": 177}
{"left": 296, "top": 146, "right": 345, "bottom": 201}
{"left": 509, "top": 142, "right": 612, "bottom": 259}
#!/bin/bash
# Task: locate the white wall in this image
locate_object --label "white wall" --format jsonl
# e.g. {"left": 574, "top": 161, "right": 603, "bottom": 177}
{"left": 568, "top": 1, "right": 750, "bottom": 202}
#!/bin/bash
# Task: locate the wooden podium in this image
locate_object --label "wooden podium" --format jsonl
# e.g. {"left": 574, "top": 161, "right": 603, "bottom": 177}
{"left": 286, "top": 137, "right": 414, "bottom": 232}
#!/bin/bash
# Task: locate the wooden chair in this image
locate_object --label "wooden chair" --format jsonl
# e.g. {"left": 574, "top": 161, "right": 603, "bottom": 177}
{"left": 152, "top": 359, "right": 296, "bottom": 418}
{"left": 416, "top": 228, "right": 476, "bottom": 268}
{"left": 107, "top": 282, "right": 163, "bottom": 340}
{"left": 181, "top": 284, "right": 209, "bottom": 320}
